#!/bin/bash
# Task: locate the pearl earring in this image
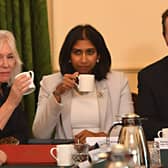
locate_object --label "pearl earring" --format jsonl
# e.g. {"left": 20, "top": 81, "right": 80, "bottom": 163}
{"left": 96, "top": 59, "right": 99, "bottom": 63}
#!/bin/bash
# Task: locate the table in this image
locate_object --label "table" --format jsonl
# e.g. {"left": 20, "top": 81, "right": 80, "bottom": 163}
{"left": 1, "top": 161, "right": 105, "bottom": 168}
{"left": 2, "top": 163, "right": 105, "bottom": 168}
{"left": 0, "top": 144, "right": 166, "bottom": 168}
{"left": 0, "top": 144, "right": 56, "bottom": 165}
{"left": 0, "top": 144, "right": 105, "bottom": 168}
{"left": 3, "top": 166, "right": 56, "bottom": 168}
{"left": 2, "top": 161, "right": 105, "bottom": 168}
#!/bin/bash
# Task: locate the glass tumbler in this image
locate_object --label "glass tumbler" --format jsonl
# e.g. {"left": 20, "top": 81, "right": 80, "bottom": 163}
{"left": 148, "top": 141, "right": 163, "bottom": 168}
{"left": 72, "top": 143, "right": 89, "bottom": 167}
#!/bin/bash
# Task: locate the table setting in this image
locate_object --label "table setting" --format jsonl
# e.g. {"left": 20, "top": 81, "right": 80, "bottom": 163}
{"left": 0, "top": 137, "right": 166, "bottom": 168}
{"left": 0, "top": 116, "right": 167, "bottom": 168}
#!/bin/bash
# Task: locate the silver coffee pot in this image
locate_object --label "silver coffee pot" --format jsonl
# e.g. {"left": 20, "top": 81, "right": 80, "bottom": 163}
{"left": 107, "top": 113, "right": 150, "bottom": 168}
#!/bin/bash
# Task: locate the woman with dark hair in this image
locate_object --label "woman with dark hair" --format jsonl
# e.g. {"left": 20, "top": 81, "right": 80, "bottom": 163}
{"left": 33, "top": 24, "right": 133, "bottom": 143}
{"left": 59, "top": 25, "right": 111, "bottom": 81}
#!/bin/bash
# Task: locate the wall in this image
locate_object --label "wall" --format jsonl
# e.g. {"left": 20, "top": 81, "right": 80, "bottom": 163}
{"left": 47, "top": 0, "right": 168, "bottom": 93}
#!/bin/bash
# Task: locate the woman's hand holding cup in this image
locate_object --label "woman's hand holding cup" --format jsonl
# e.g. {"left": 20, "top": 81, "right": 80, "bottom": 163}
{"left": 62, "top": 72, "right": 79, "bottom": 90}
{"left": 54, "top": 72, "right": 79, "bottom": 95}
{"left": 8, "top": 71, "right": 35, "bottom": 107}
{"left": 53, "top": 72, "right": 79, "bottom": 103}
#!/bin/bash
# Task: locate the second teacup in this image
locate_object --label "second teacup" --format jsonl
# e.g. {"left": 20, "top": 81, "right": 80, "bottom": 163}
{"left": 15, "top": 70, "right": 35, "bottom": 95}
{"left": 76, "top": 74, "right": 95, "bottom": 92}
{"left": 157, "top": 128, "right": 168, "bottom": 138}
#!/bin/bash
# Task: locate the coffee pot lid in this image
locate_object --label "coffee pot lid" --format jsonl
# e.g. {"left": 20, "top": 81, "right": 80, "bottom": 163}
{"left": 123, "top": 113, "right": 140, "bottom": 118}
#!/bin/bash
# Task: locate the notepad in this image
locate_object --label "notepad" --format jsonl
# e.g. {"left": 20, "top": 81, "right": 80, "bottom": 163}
{"left": 86, "top": 136, "right": 118, "bottom": 146}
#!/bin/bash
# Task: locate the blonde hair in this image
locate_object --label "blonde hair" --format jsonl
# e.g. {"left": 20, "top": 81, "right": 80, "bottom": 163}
{"left": 0, "top": 30, "right": 22, "bottom": 84}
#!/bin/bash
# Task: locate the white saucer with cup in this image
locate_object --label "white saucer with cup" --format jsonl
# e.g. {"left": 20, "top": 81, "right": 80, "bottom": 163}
{"left": 15, "top": 70, "right": 36, "bottom": 95}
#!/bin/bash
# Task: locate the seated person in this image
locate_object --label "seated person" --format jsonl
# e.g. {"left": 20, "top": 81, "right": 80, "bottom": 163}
{"left": 32, "top": 24, "right": 133, "bottom": 143}
{"left": 136, "top": 9, "right": 168, "bottom": 140}
{"left": 0, "top": 30, "right": 30, "bottom": 143}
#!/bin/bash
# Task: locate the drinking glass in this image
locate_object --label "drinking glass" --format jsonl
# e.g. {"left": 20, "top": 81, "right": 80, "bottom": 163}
{"left": 148, "top": 141, "right": 163, "bottom": 168}
{"left": 72, "top": 143, "right": 89, "bottom": 168}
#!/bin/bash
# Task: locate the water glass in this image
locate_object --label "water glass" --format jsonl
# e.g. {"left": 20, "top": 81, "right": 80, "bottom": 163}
{"left": 72, "top": 143, "right": 89, "bottom": 167}
{"left": 148, "top": 141, "right": 162, "bottom": 168}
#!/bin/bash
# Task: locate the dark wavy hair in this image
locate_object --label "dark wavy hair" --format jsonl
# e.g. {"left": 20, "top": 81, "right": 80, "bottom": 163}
{"left": 162, "top": 9, "right": 168, "bottom": 37}
{"left": 59, "top": 24, "right": 111, "bottom": 81}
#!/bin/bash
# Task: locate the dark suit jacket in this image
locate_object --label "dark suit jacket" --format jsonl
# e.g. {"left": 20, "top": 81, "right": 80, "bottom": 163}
{"left": 0, "top": 83, "right": 29, "bottom": 143}
{"left": 136, "top": 56, "right": 168, "bottom": 140}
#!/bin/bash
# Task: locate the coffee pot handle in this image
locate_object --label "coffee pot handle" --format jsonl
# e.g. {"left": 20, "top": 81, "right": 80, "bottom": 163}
{"left": 107, "top": 120, "right": 122, "bottom": 137}
{"left": 106, "top": 121, "right": 122, "bottom": 145}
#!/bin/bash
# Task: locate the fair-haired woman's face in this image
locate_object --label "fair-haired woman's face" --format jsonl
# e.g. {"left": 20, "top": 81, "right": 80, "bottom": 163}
{"left": 0, "top": 41, "right": 16, "bottom": 83}
{"left": 70, "top": 40, "right": 99, "bottom": 74}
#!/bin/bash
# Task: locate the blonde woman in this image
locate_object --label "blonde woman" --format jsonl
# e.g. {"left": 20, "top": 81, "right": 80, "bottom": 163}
{"left": 0, "top": 30, "right": 30, "bottom": 143}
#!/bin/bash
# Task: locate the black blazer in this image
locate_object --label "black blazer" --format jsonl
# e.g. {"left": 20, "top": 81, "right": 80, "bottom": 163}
{"left": 0, "top": 84, "right": 29, "bottom": 143}
{"left": 136, "top": 56, "right": 168, "bottom": 140}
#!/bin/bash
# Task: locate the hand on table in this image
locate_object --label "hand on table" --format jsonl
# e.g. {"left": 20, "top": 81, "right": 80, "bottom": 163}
{"left": 74, "top": 129, "right": 107, "bottom": 144}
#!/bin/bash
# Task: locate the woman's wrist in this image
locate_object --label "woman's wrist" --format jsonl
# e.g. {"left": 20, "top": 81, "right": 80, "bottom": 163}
{"left": 53, "top": 90, "right": 61, "bottom": 96}
{"left": 53, "top": 90, "right": 61, "bottom": 103}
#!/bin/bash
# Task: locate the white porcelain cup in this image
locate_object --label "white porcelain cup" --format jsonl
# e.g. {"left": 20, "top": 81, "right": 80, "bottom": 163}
{"left": 76, "top": 74, "right": 95, "bottom": 92}
{"left": 50, "top": 144, "right": 74, "bottom": 166}
{"left": 15, "top": 70, "right": 35, "bottom": 95}
{"left": 157, "top": 128, "right": 168, "bottom": 138}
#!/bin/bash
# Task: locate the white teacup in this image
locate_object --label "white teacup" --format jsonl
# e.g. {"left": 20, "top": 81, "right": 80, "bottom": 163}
{"left": 76, "top": 74, "right": 95, "bottom": 92}
{"left": 50, "top": 144, "right": 74, "bottom": 166}
{"left": 15, "top": 70, "right": 35, "bottom": 95}
{"left": 157, "top": 128, "right": 168, "bottom": 138}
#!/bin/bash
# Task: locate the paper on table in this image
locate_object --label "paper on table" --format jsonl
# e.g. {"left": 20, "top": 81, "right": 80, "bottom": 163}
{"left": 86, "top": 137, "right": 118, "bottom": 163}
{"left": 154, "top": 137, "right": 168, "bottom": 149}
{"left": 154, "top": 138, "right": 168, "bottom": 167}
{"left": 86, "top": 136, "right": 118, "bottom": 146}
